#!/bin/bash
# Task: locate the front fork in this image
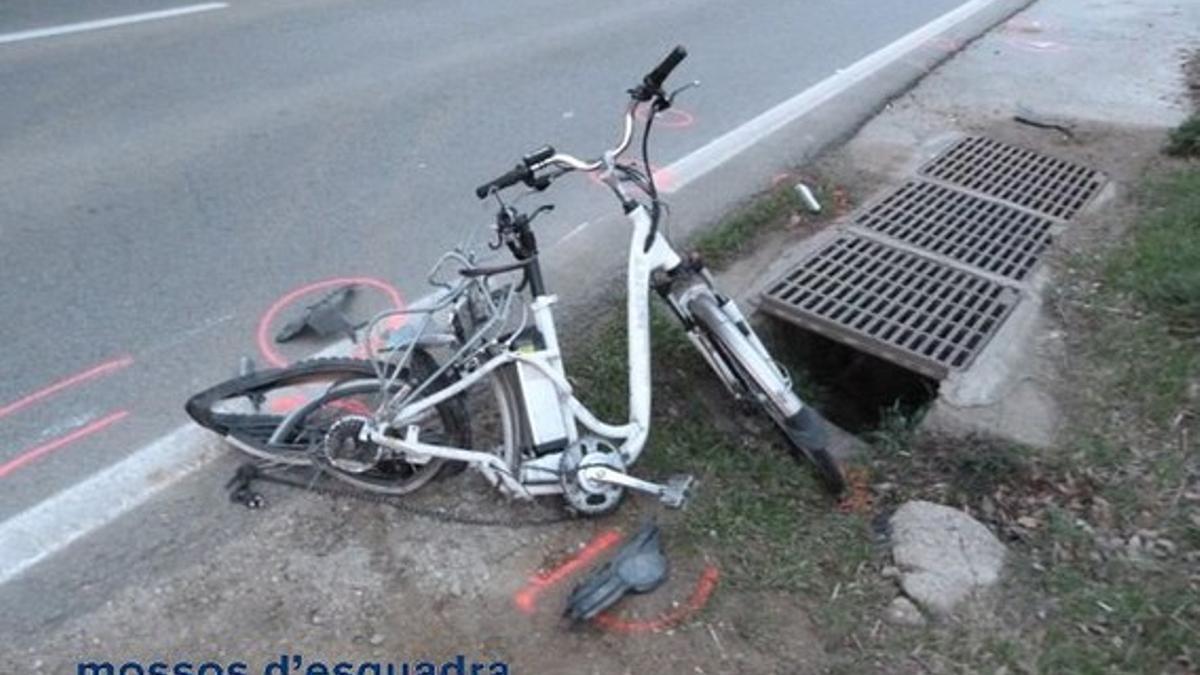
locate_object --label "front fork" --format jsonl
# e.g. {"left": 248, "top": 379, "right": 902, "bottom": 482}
{"left": 652, "top": 257, "right": 770, "bottom": 401}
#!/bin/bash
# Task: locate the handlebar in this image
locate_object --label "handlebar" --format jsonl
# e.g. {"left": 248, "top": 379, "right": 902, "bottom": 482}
{"left": 474, "top": 45, "right": 687, "bottom": 200}
{"left": 474, "top": 163, "right": 531, "bottom": 199}
{"left": 639, "top": 45, "right": 688, "bottom": 99}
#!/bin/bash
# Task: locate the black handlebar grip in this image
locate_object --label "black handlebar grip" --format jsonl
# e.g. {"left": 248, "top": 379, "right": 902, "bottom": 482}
{"left": 475, "top": 164, "right": 531, "bottom": 199}
{"left": 643, "top": 45, "right": 687, "bottom": 91}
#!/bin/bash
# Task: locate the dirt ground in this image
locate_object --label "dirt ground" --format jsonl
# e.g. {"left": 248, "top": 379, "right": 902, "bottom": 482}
{"left": 5, "top": 464, "right": 830, "bottom": 675}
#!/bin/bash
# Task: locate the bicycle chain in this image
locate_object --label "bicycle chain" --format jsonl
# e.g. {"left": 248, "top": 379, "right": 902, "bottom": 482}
{"left": 226, "top": 462, "right": 578, "bottom": 528}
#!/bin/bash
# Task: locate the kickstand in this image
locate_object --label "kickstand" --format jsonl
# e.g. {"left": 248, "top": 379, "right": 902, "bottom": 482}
{"left": 225, "top": 463, "right": 265, "bottom": 509}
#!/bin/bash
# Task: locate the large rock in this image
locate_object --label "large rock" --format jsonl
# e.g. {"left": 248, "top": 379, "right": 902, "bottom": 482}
{"left": 889, "top": 500, "right": 1006, "bottom": 616}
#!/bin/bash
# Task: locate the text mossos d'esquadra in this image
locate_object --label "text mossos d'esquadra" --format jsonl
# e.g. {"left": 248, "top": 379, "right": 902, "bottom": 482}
{"left": 77, "top": 654, "right": 510, "bottom": 675}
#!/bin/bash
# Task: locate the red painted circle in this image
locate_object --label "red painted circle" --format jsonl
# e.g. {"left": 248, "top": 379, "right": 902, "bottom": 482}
{"left": 592, "top": 564, "right": 721, "bottom": 633}
{"left": 635, "top": 106, "right": 696, "bottom": 129}
{"left": 256, "top": 276, "right": 406, "bottom": 367}
{"left": 587, "top": 161, "right": 675, "bottom": 192}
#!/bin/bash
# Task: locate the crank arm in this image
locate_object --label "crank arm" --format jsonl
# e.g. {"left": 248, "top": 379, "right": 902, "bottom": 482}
{"left": 579, "top": 466, "right": 694, "bottom": 508}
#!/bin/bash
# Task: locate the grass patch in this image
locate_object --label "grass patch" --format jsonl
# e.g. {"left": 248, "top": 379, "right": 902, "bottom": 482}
{"left": 814, "top": 162, "right": 1200, "bottom": 672}
{"left": 1165, "top": 113, "right": 1200, "bottom": 157}
{"left": 1107, "top": 169, "right": 1200, "bottom": 332}
{"left": 568, "top": 302, "right": 878, "bottom": 652}
{"left": 691, "top": 180, "right": 832, "bottom": 268}
{"left": 559, "top": 148, "right": 1200, "bottom": 674}
{"left": 1078, "top": 168, "right": 1200, "bottom": 423}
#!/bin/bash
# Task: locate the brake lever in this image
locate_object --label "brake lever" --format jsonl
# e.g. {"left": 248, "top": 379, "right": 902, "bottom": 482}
{"left": 528, "top": 204, "right": 555, "bottom": 223}
{"left": 661, "top": 80, "right": 701, "bottom": 110}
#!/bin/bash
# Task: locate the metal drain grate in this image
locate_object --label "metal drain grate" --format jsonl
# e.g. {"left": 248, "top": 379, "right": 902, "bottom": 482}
{"left": 918, "top": 136, "right": 1105, "bottom": 220}
{"left": 762, "top": 233, "right": 1021, "bottom": 379}
{"left": 853, "top": 180, "right": 1055, "bottom": 281}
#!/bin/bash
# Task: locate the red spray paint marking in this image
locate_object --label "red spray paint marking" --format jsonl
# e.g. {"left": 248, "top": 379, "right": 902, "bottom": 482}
{"left": 350, "top": 314, "right": 406, "bottom": 360}
{"left": 0, "top": 410, "right": 129, "bottom": 479}
{"left": 256, "top": 277, "right": 405, "bottom": 368}
{"left": 0, "top": 356, "right": 134, "bottom": 421}
{"left": 592, "top": 564, "right": 720, "bottom": 633}
{"left": 1001, "top": 17, "right": 1049, "bottom": 34}
{"left": 327, "top": 399, "right": 372, "bottom": 416}
{"left": 513, "top": 529, "right": 624, "bottom": 614}
{"left": 267, "top": 394, "right": 309, "bottom": 414}
{"left": 588, "top": 162, "right": 675, "bottom": 193}
{"left": 1004, "top": 37, "right": 1068, "bottom": 53}
{"left": 924, "top": 36, "right": 963, "bottom": 53}
{"left": 635, "top": 106, "right": 696, "bottom": 129}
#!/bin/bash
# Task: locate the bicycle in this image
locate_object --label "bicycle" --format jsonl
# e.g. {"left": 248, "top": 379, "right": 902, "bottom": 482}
{"left": 186, "top": 46, "right": 847, "bottom": 514}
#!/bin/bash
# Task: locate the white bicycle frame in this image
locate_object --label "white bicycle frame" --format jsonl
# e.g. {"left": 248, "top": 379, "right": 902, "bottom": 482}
{"left": 364, "top": 201, "right": 685, "bottom": 501}
{"left": 357, "top": 88, "right": 807, "bottom": 506}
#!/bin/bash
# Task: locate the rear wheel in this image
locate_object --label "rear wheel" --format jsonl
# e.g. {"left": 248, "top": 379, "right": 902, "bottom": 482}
{"left": 186, "top": 353, "right": 514, "bottom": 495}
{"left": 686, "top": 292, "right": 847, "bottom": 496}
{"left": 287, "top": 378, "right": 461, "bottom": 495}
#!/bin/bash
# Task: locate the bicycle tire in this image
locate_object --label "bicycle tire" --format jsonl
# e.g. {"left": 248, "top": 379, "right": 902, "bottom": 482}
{"left": 186, "top": 354, "right": 482, "bottom": 489}
{"left": 687, "top": 292, "right": 847, "bottom": 496}
{"left": 186, "top": 357, "right": 394, "bottom": 466}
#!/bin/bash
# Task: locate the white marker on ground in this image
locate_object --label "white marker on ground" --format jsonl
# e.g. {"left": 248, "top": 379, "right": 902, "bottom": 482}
{"left": 0, "top": 3, "right": 228, "bottom": 45}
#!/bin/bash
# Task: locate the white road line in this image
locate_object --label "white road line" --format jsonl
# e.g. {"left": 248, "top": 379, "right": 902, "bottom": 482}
{"left": 0, "top": 3, "right": 228, "bottom": 45}
{"left": 662, "top": 0, "right": 996, "bottom": 193}
{"left": 0, "top": 425, "right": 222, "bottom": 585}
{"left": 0, "top": 294, "right": 446, "bottom": 586}
{"left": 0, "top": 0, "right": 1011, "bottom": 587}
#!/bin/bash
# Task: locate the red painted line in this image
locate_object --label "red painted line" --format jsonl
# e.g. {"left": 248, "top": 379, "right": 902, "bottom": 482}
{"left": 513, "top": 528, "right": 624, "bottom": 614}
{"left": 635, "top": 105, "right": 696, "bottom": 129}
{"left": 255, "top": 277, "right": 405, "bottom": 368}
{"left": 0, "top": 410, "right": 129, "bottom": 479}
{"left": 592, "top": 564, "right": 720, "bottom": 633}
{"left": 0, "top": 356, "right": 134, "bottom": 421}
{"left": 587, "top": 161, "right": 674, "bottom": 192}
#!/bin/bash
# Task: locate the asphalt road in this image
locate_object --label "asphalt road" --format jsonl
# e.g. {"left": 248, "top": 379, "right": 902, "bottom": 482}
{"left": 0, "top": 0, "right": 967, "bottom": 621}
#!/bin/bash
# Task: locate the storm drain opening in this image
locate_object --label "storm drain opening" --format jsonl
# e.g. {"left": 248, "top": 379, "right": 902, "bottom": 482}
{"left": 758, "top": 319, "right": 938, "bottom": 433}
{"left": 760, "top": 233, "right": 1022, "bottom": 381}
{"left": 918, "top": 136, "right": 1107, "bottom": 220}
{"left": 853, "top": 180, "right": 1056, "bottom": 281}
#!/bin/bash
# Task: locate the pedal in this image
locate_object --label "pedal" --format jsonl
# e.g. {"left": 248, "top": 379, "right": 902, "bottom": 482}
{"left": 659, "top": 474, "right": 694, "bottom": 508}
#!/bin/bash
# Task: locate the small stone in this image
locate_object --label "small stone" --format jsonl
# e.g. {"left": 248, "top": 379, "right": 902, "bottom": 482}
{"left": 369, "top": 634, "right": 385, "bottom": 646}
{"left": 1017, "top": 516, "right": 1040, "bottom": 529}
{"left": 881, "top": 565, "right": 901, "bottom": 579}
{"left": 1127, "top": 534, "right": 1144, "bottom": 555}
{"left": 311, "top": 611, "right": 325, "bottom": 625}
{"left": 884, "top": 597, "right": 926, "bottom": 627}
{"left": 1152, "top": 539, "right": 1177, "bottom": 557}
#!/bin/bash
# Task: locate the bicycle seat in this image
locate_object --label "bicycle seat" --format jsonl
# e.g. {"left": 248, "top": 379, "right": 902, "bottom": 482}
{"left": 564, "top": 521, "right": 668, "bottom": 622}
